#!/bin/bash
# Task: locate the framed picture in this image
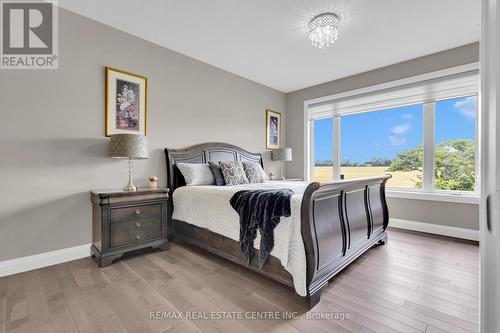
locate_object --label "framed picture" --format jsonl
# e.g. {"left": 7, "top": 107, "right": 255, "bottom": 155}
{"left": 105, "top": 67, "right": 148, "bottom": 137}
{"left": 266, "top": 109, "right": 281, "bottom": 149}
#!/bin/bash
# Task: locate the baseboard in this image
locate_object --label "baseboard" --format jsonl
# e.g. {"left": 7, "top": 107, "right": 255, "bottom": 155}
{"left": 0, "top": 244, "right": 91, "bottom": 277}
{"left": 389, "top": 218, "right": 479, "bottom": 241}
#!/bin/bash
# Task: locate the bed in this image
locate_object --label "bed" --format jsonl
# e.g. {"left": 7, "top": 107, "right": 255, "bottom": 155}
{"left": 165, "top": 142, "right": 390, "bottom": 308}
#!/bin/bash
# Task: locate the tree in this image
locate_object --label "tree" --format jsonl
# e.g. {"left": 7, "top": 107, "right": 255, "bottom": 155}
{"left": 434, "top": 139, "right": 475, "bottom": 191}
{"left": 387, "top": 145, "right": 423, "bottom": 172}
{"left": 315, "top": 160, "right": 333, "bottom": 166}
{"left": 388, "top": 139, "right": 475, "bottom": 191}
{"left": 366, "top": 157, "right": 392, "bottom": 167}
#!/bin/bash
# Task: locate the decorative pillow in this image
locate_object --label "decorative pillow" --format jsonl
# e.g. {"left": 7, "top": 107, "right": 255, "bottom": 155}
{"left": 209, "top": 161, "right": 226, "bottom": 186}
{"left": 219, "top": 161, "right": 249, "bottom": 186}
{"left": 242, "top": 162, "right": 268, "bottom": 183}
{"left": 176, "top": 163, "right": 215, "bottom": 186}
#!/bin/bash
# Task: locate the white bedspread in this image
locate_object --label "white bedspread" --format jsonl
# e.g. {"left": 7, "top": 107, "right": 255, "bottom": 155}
{"left": 172, "top": 181, "right": 308, "bottom": 296}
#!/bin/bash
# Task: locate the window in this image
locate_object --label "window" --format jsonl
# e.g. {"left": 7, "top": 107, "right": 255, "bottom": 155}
{"left": 305, "top": 67, "right": 479, "bottom": 197}
{"left": 340, "top": 104, "right": 423, "bottom": 189}
{"left": 434, "top": 96, "right": 477, "bottom": 192}
{"left": 313, "top": 118, "right": 334, "bottom": 183}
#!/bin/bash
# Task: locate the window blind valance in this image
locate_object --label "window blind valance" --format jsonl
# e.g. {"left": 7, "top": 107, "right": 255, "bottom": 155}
{"left": 308, "top": 70, "right": 479, "bottom": 120}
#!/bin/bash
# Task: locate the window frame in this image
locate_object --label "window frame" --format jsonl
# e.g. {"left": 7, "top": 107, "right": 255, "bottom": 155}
{"left": 304, "top": 63, "right": 480, "bottom": 204}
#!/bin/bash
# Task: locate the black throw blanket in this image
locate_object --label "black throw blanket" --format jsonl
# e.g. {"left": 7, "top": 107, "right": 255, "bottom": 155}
{"left": 229, "top": 189, "right": 293, "bottom": 269}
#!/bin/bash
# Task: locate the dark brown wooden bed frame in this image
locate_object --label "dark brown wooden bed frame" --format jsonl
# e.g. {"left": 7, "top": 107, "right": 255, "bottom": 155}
{"left": 164, "top": 142, "right": 390, "bottom": 308}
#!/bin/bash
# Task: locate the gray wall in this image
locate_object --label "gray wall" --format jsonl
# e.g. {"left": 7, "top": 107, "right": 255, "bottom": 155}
{"left": 388, "top": 198, "right": 478, "bottom": 230}
{"left": 285, "top": 43, "right": 480, "bottom": 230}
{"left": 0, "top": 9, "right": 285, "bottom": 261}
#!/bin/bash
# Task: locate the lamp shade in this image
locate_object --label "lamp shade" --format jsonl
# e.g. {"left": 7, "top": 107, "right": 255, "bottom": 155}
{"left": 110, "top": 134, "right": 148, "bottom": 159}
{"left": 272, "top": 148, "right": 292, "bottom": 162}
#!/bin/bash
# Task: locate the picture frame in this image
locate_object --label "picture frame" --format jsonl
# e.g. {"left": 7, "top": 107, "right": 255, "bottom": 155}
{"left": 266, "top": 109, "right": 281, "bottom": 149}
{"left": 105, "top": 67, "right": 148, "bottom": 137}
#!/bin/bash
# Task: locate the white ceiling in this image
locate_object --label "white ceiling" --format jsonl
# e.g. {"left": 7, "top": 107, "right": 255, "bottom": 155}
{"left": 58, "top": 0, "right": 480, "bottom": 93}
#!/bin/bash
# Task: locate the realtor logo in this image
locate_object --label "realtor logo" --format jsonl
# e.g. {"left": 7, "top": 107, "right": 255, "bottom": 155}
{"left": 1, "top": 0, "right": 58, "bottom": 69}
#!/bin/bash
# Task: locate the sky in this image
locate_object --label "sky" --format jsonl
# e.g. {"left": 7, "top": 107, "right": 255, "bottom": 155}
{"left": 314, "top": 96, "right": 477, "bottom": 163}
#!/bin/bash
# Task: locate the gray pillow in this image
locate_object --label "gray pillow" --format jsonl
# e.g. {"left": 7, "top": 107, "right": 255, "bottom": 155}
{"left": 177, "top": 163, "right": 215, "bottom": 186}
{"left": 242, "top": 162, "right": 268, "bottom": 183}
{"left": 209, "top": 161, "right": 226, "bottom": 186}
{"left": 219, "top": 161, "right": 249, "bottom": 186}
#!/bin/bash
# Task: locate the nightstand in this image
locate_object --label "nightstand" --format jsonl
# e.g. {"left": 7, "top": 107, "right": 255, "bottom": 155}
{"left": 90, "top": 187, "right": 169, "bottom": 267}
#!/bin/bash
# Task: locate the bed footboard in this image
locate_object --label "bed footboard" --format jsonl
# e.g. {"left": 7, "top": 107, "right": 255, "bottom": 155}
{"left": 300, "top": 175, "right": 391, "bottom": 307}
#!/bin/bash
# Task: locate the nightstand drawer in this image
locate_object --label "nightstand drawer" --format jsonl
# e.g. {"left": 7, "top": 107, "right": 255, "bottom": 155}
{"left": 110, "top": 204, "right": 161, "bottom": 223}
{"left": 109, "top": 218, "right": 162, "bottom": 248}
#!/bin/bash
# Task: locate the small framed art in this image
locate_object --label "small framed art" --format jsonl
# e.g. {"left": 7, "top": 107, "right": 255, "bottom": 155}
{"left": 266, "top": 109, "right": 281, "bottom": 149}
{"left": 105, "top": 67, "right": 148, "bottom": 136}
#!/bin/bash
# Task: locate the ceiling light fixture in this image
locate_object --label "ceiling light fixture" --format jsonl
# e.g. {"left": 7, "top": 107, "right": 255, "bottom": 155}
{"left": 307, "top": 13, "right": 341, "bottom": 49}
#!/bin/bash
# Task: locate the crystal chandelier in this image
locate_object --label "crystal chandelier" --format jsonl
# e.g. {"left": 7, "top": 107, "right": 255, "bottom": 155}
{"left": 307, "top": 13, "right": 341, "bottom": 49}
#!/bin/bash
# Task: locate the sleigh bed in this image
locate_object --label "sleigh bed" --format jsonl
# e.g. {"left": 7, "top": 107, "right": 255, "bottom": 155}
{"left": 165, "top": 142, "right": 390, "bottom": 308}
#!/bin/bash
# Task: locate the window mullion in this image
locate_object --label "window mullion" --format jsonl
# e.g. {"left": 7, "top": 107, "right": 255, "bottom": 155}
{"left": 423, "top": 102, "right": 435, "bottom": 191}
{"left": 309, "top": 120, "right": 314, "bottom": 182}
{"left": 474, "top": 95, "right": 480, "bottom": 194}
{"left": 333, "top": 116, "right": 341, "bottom": 180}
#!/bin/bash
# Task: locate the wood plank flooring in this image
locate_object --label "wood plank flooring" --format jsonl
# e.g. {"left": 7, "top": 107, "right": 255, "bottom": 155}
{"left": 0, "top": 228, "right": 479, "bottom": 333}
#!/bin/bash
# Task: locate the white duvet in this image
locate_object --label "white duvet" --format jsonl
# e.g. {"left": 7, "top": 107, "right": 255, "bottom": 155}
{"left": 172, "top": 181, "right": 308, "bottom": 296}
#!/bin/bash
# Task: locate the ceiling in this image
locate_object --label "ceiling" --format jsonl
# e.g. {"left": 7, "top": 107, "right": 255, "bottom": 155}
{"left": 58, "top": 0, "right": 480, "bottom": 93}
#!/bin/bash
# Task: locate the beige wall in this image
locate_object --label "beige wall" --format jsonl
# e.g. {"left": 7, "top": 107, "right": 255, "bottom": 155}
{"left": 285, "top": 43, "right": 480, "bottom": 230}
{"left": 0, "top": 9, "right": 285, "bottom": 261}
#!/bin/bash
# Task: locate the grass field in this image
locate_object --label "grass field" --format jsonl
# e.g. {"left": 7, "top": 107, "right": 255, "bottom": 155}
{"left": 313, "top": 166, "right": 422, "bottom": 189}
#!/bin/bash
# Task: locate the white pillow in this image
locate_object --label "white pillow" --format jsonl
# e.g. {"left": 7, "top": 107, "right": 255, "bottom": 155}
{"left": 242, "top": 162, "right": 268, "bottom": 183}
{"left": 177, "top": 163, "right": 215, "bottom": 186}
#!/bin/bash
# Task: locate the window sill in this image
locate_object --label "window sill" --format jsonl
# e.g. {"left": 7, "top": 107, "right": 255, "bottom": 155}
{"left": 386, "top": 189, "right": 479, "bottom": 204}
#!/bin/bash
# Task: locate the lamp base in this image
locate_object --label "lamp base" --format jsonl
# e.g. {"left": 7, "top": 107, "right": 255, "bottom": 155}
{"left": 124, "top": 180, "right": 137, "bottom": 192}
{"left": 123, "top": 158, "right": 137, "bottom": 191}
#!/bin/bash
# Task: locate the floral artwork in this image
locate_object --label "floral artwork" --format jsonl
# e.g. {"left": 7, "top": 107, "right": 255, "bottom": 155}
{"left": 106, "top": 67, "right": 147, "bottom": 136}
{"left": 116, "top": 80, "right": 140, "bottom": 131}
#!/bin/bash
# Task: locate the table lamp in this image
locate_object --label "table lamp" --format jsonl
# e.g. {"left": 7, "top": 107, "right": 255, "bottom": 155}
{"left": 271, "top": 148, "right": 292, "bottom": 180}
{"left": 110, "top": 134, "right": 148, "bottom": 191}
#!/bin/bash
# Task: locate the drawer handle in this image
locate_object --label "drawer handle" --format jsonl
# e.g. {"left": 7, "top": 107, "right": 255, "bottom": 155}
{"left": 135, "top": 209, "right": 141, "bottom": 215}
{"left": 135, "top": 222, "right": 141, "bottom": 228}
{"left": 136, "top": 234, "right": 141, "bottom": 240}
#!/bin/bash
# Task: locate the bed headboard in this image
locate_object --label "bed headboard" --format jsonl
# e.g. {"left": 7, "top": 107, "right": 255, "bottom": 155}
{"left": 164, "top": 142, "right": 263, "bottom": 192}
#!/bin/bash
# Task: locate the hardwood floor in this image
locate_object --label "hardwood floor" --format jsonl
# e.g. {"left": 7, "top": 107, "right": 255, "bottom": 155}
{"left": 0, "top": 228, "right": 479, "bottom": 333}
